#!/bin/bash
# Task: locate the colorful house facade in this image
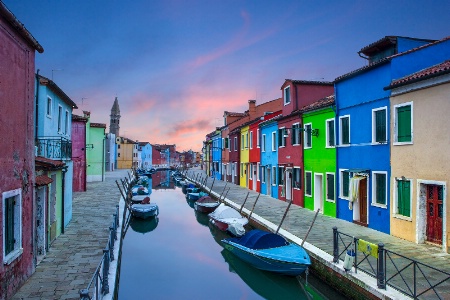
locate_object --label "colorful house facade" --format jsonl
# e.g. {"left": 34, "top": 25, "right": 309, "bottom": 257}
{"left": 117, "top": 137, "right": 136, "bottom": 169}
{"left": 239, "top": 125, "right": 250, "bottom": 188}
{"left": 138, "top": 142, "right": 153, "bottom": 169}
{"left": 72, "top": 114, "right": 88, "bottom": 191}
{"left": 386, "top": 60, "right": 450, "bottom": 253}
{"left": 87, "top": 122, "right": 106, "bottom": 182}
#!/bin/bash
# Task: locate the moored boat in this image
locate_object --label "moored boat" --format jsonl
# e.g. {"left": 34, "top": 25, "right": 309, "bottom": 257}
{"left": 208, "top": 203, "right": 248, "bottom": 237}
{"left": 194, "top": 195, "right": 220, "bottom": 213}
{"left": 187, "top": 191, "right": 208, "bottom": 201}
{"left": 221, "top": 229, "right": 311, "bottom": 276}
{"left": 131, "top": 203, "right": 159, "bottom": 219}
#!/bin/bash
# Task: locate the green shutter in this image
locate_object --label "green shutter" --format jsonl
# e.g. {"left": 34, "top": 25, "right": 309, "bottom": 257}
{"left": 398, "top": 180, "right": 411, "bottom": 217}
{"left": 327, "top": 174, "right": 334, "bottom": 200}
{"left": 5, "top": 197, "right": 15, "bottom": 255}
{"left": 225, "top": 138, "right": 229, "bottom": 148}
{"left": 376, "top": 174, "right": 386, "bottom": 204}
{"left": 306, "top": 172, "right": 311, "bottom": 195}
{"left": 342, "top": 171, "right": 349, "bottom": 197}
{"left": 375, "top": 110, "right": 386, "bottom": 142}
{"left": 397, "top": 106, "right": 411, "bottom": 142}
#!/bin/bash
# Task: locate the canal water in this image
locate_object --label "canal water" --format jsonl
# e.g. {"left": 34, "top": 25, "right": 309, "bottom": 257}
{"left": 118, "top": 171, "right": 345, "bottom": 300}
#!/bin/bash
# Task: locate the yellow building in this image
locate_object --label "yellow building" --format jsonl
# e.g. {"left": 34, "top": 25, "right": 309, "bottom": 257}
{"left": 387, "top": 61, "right": 450, "bottom": 253}
{"left": 239, "top": 125, "right": 250, "bottom": 187}
{"left": 117, "top": 137, "right": 136, "bottom": 169}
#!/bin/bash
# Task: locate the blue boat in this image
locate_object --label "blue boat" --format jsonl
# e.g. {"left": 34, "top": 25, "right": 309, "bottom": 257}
{"left": 186, "top": 191, "right": 208, "bottom": 201}
{"left": 221, "top": 229, "right": 311, "bottom": 276}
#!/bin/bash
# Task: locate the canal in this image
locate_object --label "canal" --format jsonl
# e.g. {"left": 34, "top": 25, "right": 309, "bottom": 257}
{"left": 118, "top": 170, "right": 345, "bottom": 300}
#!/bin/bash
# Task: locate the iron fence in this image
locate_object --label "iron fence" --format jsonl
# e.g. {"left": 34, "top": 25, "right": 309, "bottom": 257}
{"left": 333, "top": 227, "right": 450, "bottom": 299}
{"left": 80, "top": 205, "right": 119, "bottom": 300}
{"left": 36, "top": 136, "right": 72, "bottom": 160}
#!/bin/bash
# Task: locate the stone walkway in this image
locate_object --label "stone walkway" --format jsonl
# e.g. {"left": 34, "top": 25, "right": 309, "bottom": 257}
{"left": 185, "top": 169, "right": 450, "bottom": 300}
{"left": 12, "top": 169, "right": 129, "bottom": 300}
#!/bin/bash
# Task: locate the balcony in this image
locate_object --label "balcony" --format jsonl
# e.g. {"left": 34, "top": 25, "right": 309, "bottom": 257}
{"left": 36, "top": 137, "right": 72, "bottom": 161}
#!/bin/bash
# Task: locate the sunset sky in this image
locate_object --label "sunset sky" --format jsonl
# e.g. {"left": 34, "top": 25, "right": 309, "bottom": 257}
{"left": 4, "top": 0, "right": 450, "bottom": 151}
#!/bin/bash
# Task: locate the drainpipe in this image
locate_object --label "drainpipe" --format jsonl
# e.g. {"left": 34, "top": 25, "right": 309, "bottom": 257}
{"left": 61, "top": 166, "right": 68, "bottom": 234}
{"left": 35, "top": 70, "right": 40, "bottom": 141}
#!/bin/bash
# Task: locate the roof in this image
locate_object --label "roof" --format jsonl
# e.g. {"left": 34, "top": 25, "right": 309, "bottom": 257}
{"left": 385, "top": 60, "right": 450, "bottom": 90}
{"left": 90, "top": 123, "right": 106, "bottom": 128}
{"left": 358, "top": 36, "right": 435, "bottom": 57}
{"left": 35, "top": 156, "right": 65, "bottom": 169}
{"left": 36, "top": 175, "right": 53, "bottom": 186}
{"left": 224, "top": 111, "right": 245, "bottom": 117}
{"left": 283, "top": 79, "right": 333, "bottom": 89}
{"left": 111, "top": 97, "right": 120, "bottom": 114}
{"left": 38, "top": 74, "right": 78, "bottom": 109}
{"left": 0, "top": 2, "right": 44, "bottom": 53}
{"left": 72, "top": 114, "right": 88, "bottom": 122}
{"left": 138, "top": 142, "right": 150, "bottom": 146}
{"left": 301, "top": 95, "right": 335, "bottom": 113}
{"left": 259, "top": 114, "right": 283, "bottom": 128}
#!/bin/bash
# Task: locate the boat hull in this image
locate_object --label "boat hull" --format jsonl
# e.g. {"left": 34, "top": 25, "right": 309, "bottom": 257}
{"left": 194, "top": 202, "right": 219, "bottom": 214}
{"left": 131, "top": 204, "right": 159, "bottom": 219}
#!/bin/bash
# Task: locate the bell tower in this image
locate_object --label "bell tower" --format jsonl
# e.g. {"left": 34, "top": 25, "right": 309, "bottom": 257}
{"left": 110, "top": 97, "right": 121, "bottom": 136}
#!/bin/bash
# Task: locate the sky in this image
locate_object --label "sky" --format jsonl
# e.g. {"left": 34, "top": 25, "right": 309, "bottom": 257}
{"left": 3, "top": 0, "right": 450, "bottom": 152}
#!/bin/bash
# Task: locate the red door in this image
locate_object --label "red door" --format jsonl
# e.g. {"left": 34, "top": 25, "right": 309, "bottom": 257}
{"left": 426, "top": 185, "right": 443, "bottom": 244}
{"left": 359, "top": 178, "right": 368, "bottom": 225}
{"left": 72, "top": 120, "right": 87, "bottom": 192}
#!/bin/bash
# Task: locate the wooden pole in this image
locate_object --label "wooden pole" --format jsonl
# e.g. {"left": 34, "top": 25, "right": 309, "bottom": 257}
{"left": 221, "top": 188, "right": 230, "bottom": 203}
{"left": 239, "top": 192, "right": 250, "bottom": 213}
{"left": 276, "top": 200, "right": 294, "bottom": 234}
{"left": 218, "top": 182, "right": 228, "bottom": 201}
{"left": 248, "top": 193, "right": 261, "bottom": 220}
{"left": 301, "top": 209, "right": 320, "bottom": 247}
{"left": 209, "top": 176, "right": 216, "bottom": 194}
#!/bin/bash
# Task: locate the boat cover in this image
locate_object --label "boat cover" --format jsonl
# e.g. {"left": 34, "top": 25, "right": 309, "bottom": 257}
{"left": 209, "top": 204, "right": 241, "bottom": 219}
{"left": 228, "top": 229, "right": 289, "bottom": 250}
{"left": 197, "top": 196, "right": 216, "bottom": 204}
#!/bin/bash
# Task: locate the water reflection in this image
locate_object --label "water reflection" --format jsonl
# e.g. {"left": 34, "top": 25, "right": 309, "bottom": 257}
{"left": 194, "top": 210, "right": 210, "bottom": 227}
{"left": 130, "top": 217, "right": 159, "bottom": 234}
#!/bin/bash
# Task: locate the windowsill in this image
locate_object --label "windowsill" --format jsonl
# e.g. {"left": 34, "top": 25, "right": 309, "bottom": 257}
{"left": 371, "top": 202, "right": 387, "bottom": 209}
{"left": 325, "top": 145, "right": 335, "bottom": 149}
{"left": 292, "top": 144, "right": 300, "bottom": 146}
{"left": 371, "top": 141, "right": 388, "bottom": 145}
{"left": 304, "top": 147, "right": 312, "bottom": 150}
{"left": 393, "top": 141, "right": 413, "bottom": 146}
{"left": 284, "top": 102, "right": 291, "bottom": 106}
{"left": 339, "top": 144, "right": 350, "bottom": 147}
{"left": 326, "top": 199, "right": 335, "bottom": 203}
{"left": 393, "top": 214, "right": 412, "bottom": 222}
{"left": 279, "top": 146, "right": 285, "bottom": 148}
{"left": 3, "top": 248, "right": 23, "bottom": 265}
{"left": 305, "top": 193, "right": 312, "bottom": 197}
{"left": 340, "top": 196, "right": 350, "bottom": 201}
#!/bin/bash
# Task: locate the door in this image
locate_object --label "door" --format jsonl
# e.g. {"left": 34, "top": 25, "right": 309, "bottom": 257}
{"left": 36, "top": 186, "right": 46, "bottom": 262}
{"left": 359, "top": 178, "right": 368, "bottom": 224}
{"left": 426, "top": 185, "right": 443, "bottom": 244}
{"left": 314, "top": 174, "right": 323, "bottom": 212}
{"left": 267, "top": 168, "right": 271, "bottom": 195}
{"left": 252, "top": 164, "right": 257, "bottom": 191}
{"left": 286, "top": 169, "right": 292, "bottom": 201}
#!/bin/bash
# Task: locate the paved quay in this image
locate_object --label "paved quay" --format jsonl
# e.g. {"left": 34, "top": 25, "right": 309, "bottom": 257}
{"left": 12, "top": 169, "right": 129, "bottom": 300}
{"left": 185, "top": 168, "right": 450, "bottom": 300}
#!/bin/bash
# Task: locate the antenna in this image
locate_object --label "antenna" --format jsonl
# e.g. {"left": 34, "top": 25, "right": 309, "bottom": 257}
{"left": 81, "top": 97, "right": 88, "bottom": 106}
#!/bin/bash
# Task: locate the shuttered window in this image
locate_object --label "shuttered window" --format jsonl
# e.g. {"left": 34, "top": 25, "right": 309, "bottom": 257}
{"left": 326, "top": 174, "right": 335, "bottom": 201}
{"left": 278, "top": 167, "right": 284, "bottom": 185}
{"left": 375, "top": 109, "right": 387, "bottom": 143}
{"left": 375, "top": 173, "right": 386, "bottom": 205}
{"left": 342, "top": 171, "right": 350, "bottom": 197}
{"left": 340, "top": 116, "right": 350, "bottom": 145}
{"left": 284, "top": 86, "right": 291, "bottom": 105}
{"left": 293, "top": 168, "right": 301, "bottom": 189}
{"left": 397, "top": 180, "right": 411, "bottom": 217}
{"left": 327, "top": 119, "right": 335, "bottom": 147}
{"left": 291, "top": 123, "right": 301, "bottom": 145}
{"left": 304, "top": 124, "right": 312, "bottom": 148}
{"left": 5, "top": 196, "right": 15, "bottom": 255}
{"left": 305, "top": 172, "right": 312, "bottom": 196}
{"left": 397, "top": 105, "right": 411, "bottom": 142}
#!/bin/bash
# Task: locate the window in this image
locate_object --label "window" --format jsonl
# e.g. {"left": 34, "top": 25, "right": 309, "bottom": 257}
{"left": 305, "top": 172, "right": 312, "bottom": 196}
{"left": 3, "top": 188, "right": 22, "bottom": 265}
{"left": 394, "top": 102, "right": 413, "bottom": 144}
{"left": 340, "top": 116, "right": 350, "bottom": 145}
{"left": 257, "top": 162, "right": 260, "bottom": 181}
{"left": 326, "top": 173, "right": 335, "bottom": 201}
{"left": 278, "top": 127, "right": 286, "bottom": 147}
{"left": 257, "top": 129, "right": 260, "bottom": 148}
{"left": 372, "top": 171, "right": 387, "bottom": 206}
{"left": 64, "top": 110, "right": 69, "bottom": 134}
{"left": 272, "top": 166, "right": 277, "bottom": 185}
{"left": 234, "top": 137, "right": 237, "bottom": 151}
{"left": 225, "top": 137, "right": 229, "bottom": 150}
{"left": 246, "top": 132, "right": 249, "bottom": 149}
{"left": 291, "top": 123, "right": 301, "bottom": 145}
{"left": 47, "top": 96, "right": 52, "bottom": 117}
{"left": 284, "top": 86, "right": 291, "bottom": 105}
{"left": 240, "top": 163, "right": 243, "bottom": 177}
{"left": 271, "top": 131, "right": 276, "bottom": 151}
{"left": 304, "top": 123, "right": 312, "bottom": 149}
{"left": 372, "top": 107, "right": 387, "bottom": 143}
{"left": 249, "top": 131, "right": 253, "bottom": 149}
{"left": 118, "top": 153, "right": 120, "bottom": 157}
{"left": 57, "top": 106, "right": 62, "bottom": 132}
{"left": 340, "top": 170, "right": 350, "bottom": 198}
{"left": 241, "top": 135, "right": 244, "bottom": 150}
{"left": 278, "top": 166, "right": 284, "bottom": 185}
{"left": 326, "top": 119, "right": 335, "bottom": 147}
{"left": 293, "top": 168, "right": 301, "bottom": 189}
{"left": 261, "top": 166, "right": 266, "bottom": 183}
{"left": 395, "top": 178, "right": 411, "bottom": 218}
{"left": 261, "top": 134, "right": 266, "bottom": 152}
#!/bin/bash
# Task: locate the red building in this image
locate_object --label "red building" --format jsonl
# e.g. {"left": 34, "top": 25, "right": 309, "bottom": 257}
{"left": 277, "top": 80, "right": 334, "bottom": 206}
{"left": 72, "top": 115, "right": 88, "bottom": 192}
{"left": 0, "top": 2, "right": 43, "bottom": 298}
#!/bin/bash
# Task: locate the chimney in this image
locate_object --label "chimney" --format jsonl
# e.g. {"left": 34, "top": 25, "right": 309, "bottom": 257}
{"left": 248, "top": 100, "right": 256, "bottom": 119}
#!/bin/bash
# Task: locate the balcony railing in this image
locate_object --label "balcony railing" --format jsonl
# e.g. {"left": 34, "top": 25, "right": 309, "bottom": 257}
{"left": 36, "top": 137, "right": 72, "bottom": 160}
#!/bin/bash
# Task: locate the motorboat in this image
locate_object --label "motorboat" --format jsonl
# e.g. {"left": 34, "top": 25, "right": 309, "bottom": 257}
{"left": 194, "top": 195, "right": 220, "bottom": 213}
{"left": 208, "top": 203, "right": 248, "bottom": 237}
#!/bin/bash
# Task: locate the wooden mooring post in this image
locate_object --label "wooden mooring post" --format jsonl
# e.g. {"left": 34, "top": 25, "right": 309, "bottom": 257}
{"left": 247, "top": 193, "right": 261, "bottom": 220}
{"left": 239, "top": 192, "right": 250, "bottom": 213}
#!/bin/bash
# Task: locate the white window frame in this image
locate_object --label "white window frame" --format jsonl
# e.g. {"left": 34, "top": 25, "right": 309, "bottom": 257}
{"left": 246, "top": 132, "right": 249, "bottom": 149}
{"left": 339, "top": 169, "right": 350, "bottom": 200}
{"left": 393, "top": 101, "right": 414, "bottom": 145}
{"left": 256, "top": 162, "right": 260, "bottom": 181}
{"left": 279, "top": 127, "right": 286, "bottom": 148}
{"left": 304, "top": 123, "right": 312, "bottom": 149}
{"left": 249, "top": 131, "right": 253, "bottom": 149}
{"left": 271, "top": 131, "right": 276, "bottom": 151}
{"left": 64, "top": 110, "right": 69, "bottom": 135}
{"left": 261, "top": 134, "right": 266, "bottom": 152}
{"left": 371, "top": 171, "right": 388, "bottom": 208}
{"left": 293, "top": 167, "right": 301, "bottom": 190}
{"left": 46, "top": 96, "right": 52, "bottom": 118}
{"left": 2, "top": 188, "right": 23, "bottom": 265}
{"left": 57, "top": 105, "right": 63, "bottom": 133}
{"left": 372, "top": 106, "right": 388, "bottom": 145}
{"left": 257, "top": 129, "right": 260, "bottom": 148}
{"left": 393, "top": 177, "right": 413, "bottom": 221}
{"left": 305, "top": 171, "right": 312, "bottom": 197}
{"left": 284, "top": 85, "right": 291, "bottom": 105}
{"left": 234, "top": 137, "right": 237, "bottom": 151}
{"left": 261, "top": 166, "right": 266, "bottom": 183}
{"left": 241, "top": 135, "right": 244, "bottom": 150}
{"left": 339, "top": 115, "right": 350, "bottom": 146}
{"left": 292, "top": 122, "right": 301, "bottom": 146}
{"left": 325, "top": 118, "right": 335, "bottom": 148}
{"left": 272, "top": 166, "right": 277, "bottom": 186}
{"left": 326, "top": 172, "right": 335, "bottom": 202}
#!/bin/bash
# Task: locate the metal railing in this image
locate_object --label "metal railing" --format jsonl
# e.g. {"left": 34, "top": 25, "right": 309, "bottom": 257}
{"left": 36, "top": 136, "right": 72, "bottom": 160}
{"left": 80, "top": 205, "right": 120, "bottom": 300}
{"left": 332, "top": 227, "right": 450, "bottom": 299}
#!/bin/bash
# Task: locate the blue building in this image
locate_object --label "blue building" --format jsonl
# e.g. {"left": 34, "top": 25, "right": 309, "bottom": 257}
{"left": 259, "top": 116, "right": 281, "bottom": 198}
{"left": 211, "top": 130, "right": 222, "bottom": 180}
{"left": 335, "top": 36, "right": 450, "bottom": 234}
{"left": 138, "top": 142, "right": 153, "bottom": 169}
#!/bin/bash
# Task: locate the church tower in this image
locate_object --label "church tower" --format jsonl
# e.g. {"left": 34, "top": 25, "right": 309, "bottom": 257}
{"left": 110, "top": 97, "right": 121, "bottom": 136}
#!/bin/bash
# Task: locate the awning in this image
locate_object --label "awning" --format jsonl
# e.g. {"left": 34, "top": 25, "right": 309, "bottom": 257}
{"left": 347, "top": 168, "right": 370, "bottom": 174}
{"left": 35, "top": 175, "right": 53, "bottom": 186}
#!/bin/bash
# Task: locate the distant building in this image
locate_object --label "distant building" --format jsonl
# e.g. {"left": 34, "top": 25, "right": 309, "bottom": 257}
{"left": 87, "top": 121, "right": 106, "bottom": 182}
{"left": 109, "top": 97, "right": 121, "bottom": 136}
{"left": 117, "top": 137, "right": 136, "bottom": 169}
{"left": 105, "top": 133, "right": 116, "bottom": 171}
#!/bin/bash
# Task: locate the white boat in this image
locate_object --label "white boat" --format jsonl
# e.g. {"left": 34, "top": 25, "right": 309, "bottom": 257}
{"left": 131, "top": 203, "right": 159, "bottom": 219}
{"left": 208, "top": 204, "right": 248, "bottom": 237}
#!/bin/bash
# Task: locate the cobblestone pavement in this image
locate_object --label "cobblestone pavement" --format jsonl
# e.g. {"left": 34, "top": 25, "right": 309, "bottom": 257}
{"left": 186, "top": 168, "right": 450, "bottom": 299}
{"left": 12, "top": 169, "right": 129, "bottom": 300}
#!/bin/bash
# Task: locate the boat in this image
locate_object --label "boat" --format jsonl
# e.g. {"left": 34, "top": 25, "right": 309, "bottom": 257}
{"left": 208, "top": 203, "right": 248, "bottom": 237}
{"left": 194, "top": 195, "right": 220, "bottom": 213}
{"left": 221, "top": 229, "right": 311, "bottom": 276}
{"left": 131, "top": 185, "right": 149, "bottom": 196}
{"left": 186, "top": 191, "right": 208, "bottom": 201}
{"left": 131, "top": 203, "right": 159, "bottom": 219}
{"left": 186, "top": 186, "right": 201, "bottom": 194}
